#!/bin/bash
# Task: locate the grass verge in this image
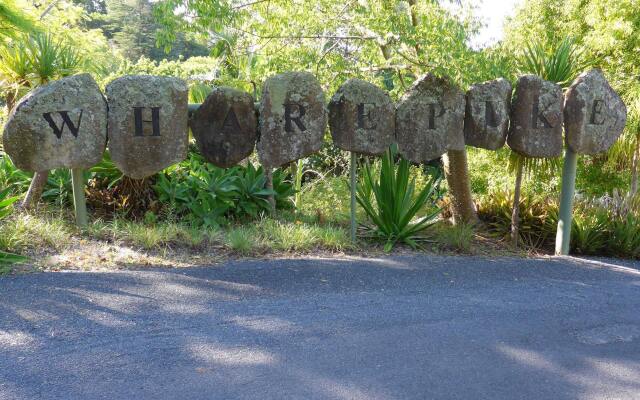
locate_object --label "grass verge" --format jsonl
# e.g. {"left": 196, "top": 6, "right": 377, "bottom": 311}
{"left": 0, "top": 208, "right": 521, "bottom": 275}
{"left": 87, "top": 218, "right": 214, "bottom": 250}
{"left": 0, "top": 211, "right": 73, "bottom": 253}
{"left": 224, "top": 217, "right": 353, "bottom": 254}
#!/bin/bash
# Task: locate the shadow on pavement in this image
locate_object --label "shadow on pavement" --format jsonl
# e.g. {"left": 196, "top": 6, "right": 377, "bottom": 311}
{"left": 1, "top": 255, "right": 639, "bottom": 399}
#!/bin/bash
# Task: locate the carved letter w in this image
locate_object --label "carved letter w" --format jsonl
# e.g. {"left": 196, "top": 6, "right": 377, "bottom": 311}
{"left": 43, "top": 110, "right": 83, "bottom": 139}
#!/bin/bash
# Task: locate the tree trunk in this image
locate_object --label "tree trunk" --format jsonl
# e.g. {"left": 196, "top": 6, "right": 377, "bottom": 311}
{"left": 19, "top": 171, "right": 49, "bottom": 210}
{"left": 6, "top": 92, "right": 16, "bottom": 113}
{"left": 630, "top": 135, "right": 640, "bottom": 197}
{"left": 511, "top": 160, "right": 524, "bottom": 247}
{"left": 443, "top": 149, "right": 478, "bottom": 225}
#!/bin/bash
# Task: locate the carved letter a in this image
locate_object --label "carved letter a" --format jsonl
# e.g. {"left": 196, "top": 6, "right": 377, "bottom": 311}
{"left": 222, "top": 107, "right": 241, "bottom": 132}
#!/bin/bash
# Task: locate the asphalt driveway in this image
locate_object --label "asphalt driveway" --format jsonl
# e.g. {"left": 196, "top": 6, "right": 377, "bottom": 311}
{"left": 1, "top": 255, "right": 640, "bottom": 399}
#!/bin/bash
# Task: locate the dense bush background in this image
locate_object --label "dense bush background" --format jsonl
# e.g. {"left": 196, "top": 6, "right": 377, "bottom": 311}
{"left": 1, "top": 0, "right": 639, "bottom": 259}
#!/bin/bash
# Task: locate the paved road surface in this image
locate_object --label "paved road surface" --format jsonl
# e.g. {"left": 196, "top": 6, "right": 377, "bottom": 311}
{"left": 1, "top": 255, "right": 640, "bottom": 399}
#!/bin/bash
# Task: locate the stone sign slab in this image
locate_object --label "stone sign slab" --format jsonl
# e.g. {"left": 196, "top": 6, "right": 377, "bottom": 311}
{"left": 257, "top": 72, "right": 327, "bottom": 168}
{"left": 328, "top": 79, "right": 394, "bottom": 155}
{"left": 564, "top": 69, "right": 627, "bottom": 155}
{"left": 106, "top": 75, "right": 188, "bottom": 179}
{"left": 3, "top": 73, "right": 107, "bottom": 172}
{"left": 507, "top": 75, "right": 563, "bottom": 158}
{"left": 190, "top": 87, "right": 257, "bottom": 168}
{"left": 464, "top": 78, "right": 512, "bottom": 150}
{"left": 396, "top": 73, "right": 465, "bottom": 163}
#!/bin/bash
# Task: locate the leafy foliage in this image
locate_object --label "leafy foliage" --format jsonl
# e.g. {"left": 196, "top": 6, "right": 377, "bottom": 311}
{"left": 0, "top": 31, "right": 83, "bottom": 113}
{"left": 0, "top": 188, "right": 27, "bottom": 269}
{"left": 0, "top": 1, "right": 35, "bottom": 38}
{"left": 356, "top": 147, "right": 442, "bottom": 252}
{"left": 609, "top": 216, "right": 640, "bottom": 258}
{"left": 518, "top": 37, "right": 586, "bottom": 88}
{"left": 504, "top": 0, "right": 640, "bottom": 193}
{"left": 478, "top": 188, "right": 640, "bottom": 259}
{"left": 153, "top": 152, "right": 294, "bottom": 228}
{"left": 0, "top": 188, "right": 19, "bottom": 219}
{"left": 25, "top": 32, "right": 80, "bottom": 82}
{"left": 188, "top": 82, "right": 213, "bottom": 103}
{"left": 478, "top": 190, "right": 559, "bottom": 249}
{"left": 152, "top": 0, "right": 505, "bottom": 96}
{"left": 42, "top": 169, "right": 74, "bottom": 207}
{"left": 510, "top": 35, "right": 586, "bottom": 180}
{"left": 1, "top": 0, "right": 639, "bottom": 261}
{"left": 91, "top": 0, "right": 208, "bottom": 62}
{"left": 570, "top": 209, "right": 608, "bottom": 255}
{"left": 0, "top": 153, "right": 31, "bottom": 195}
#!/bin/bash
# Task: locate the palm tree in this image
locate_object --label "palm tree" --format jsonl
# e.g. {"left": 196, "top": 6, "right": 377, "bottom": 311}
{"left": 0, "top": 1, "right": 35, "bottom": 38}
{"left": 443, "top": 149, "right": 477, "bottom": 224}
{"left": 510, "top": 37, "right": 585, "bottom": 246}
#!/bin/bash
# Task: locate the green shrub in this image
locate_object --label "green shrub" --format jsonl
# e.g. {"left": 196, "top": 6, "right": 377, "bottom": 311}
{"left": 0, "top": 188, "right": 19, "bottom": 220}
{"left": 89, "top": 150, "right": 125, "bottom": 187}
{"left": 356, "top": 147, "right": 442, "bottom": 252}
{"left": 478, "top": 188, "right": 640, "bottom": 259}
{"left": 570, "top": 208, "right": 609, "bottom": 255}
{"left": 478, "top": 190, "right": 558, "bottom": 249}
{"left": 225, "top": 227, "right": 256, "bottom": 254}
{"left": 608, "top": 215, "right": 640, "bottom": 258}
{"left": 576, "top": 157, "right": 630, "bottom": 198}
{"left": 42, "top": 169, "right": 73, "bottom": 207}
{"left": 467, "top": 148, "right": 513, "bottom": 196}
{"left": 153, "top": 151, "right": 294, "bottom": 228}
{"left": 570, "top": 193, "right": 640, "bottom": 258}
{"left": 235, "top": 163, "right": 276, "bottom": 217}
{"left": 188, "top": 82, "right": 213, "bottom": 103}
{"left": 433, "top": 222, "right": 475, "bottom": 253}
{"left": 299, "top": 176, "right": 351, "bottom": 222}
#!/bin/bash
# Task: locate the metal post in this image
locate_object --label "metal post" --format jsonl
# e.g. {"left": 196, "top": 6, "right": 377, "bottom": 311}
{"left": 265, "top": 167, "right": 275, "bottom": 213}
{"left": 71, "top": 168, "right": 88, "bottom": 227}
{"left": 350, "top": 152, "right": 357, "bottom": 243}
{"left": 555, "top": 148, "right": 578, "bottom": 255}
{"left": 294, "top": 159, "right": 303, "bottom": 210}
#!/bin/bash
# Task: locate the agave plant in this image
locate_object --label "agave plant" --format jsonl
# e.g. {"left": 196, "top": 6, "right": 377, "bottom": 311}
{"left": 356, "top": 147, "right": 442, "bottom": 252}
{"left": 233, "top": 163, "right": 275, "bottom": 217}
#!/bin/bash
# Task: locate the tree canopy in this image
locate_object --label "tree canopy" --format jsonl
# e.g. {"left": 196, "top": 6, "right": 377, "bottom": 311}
{"left": 152, "top": 0, "right": 509, "bottom": 94}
